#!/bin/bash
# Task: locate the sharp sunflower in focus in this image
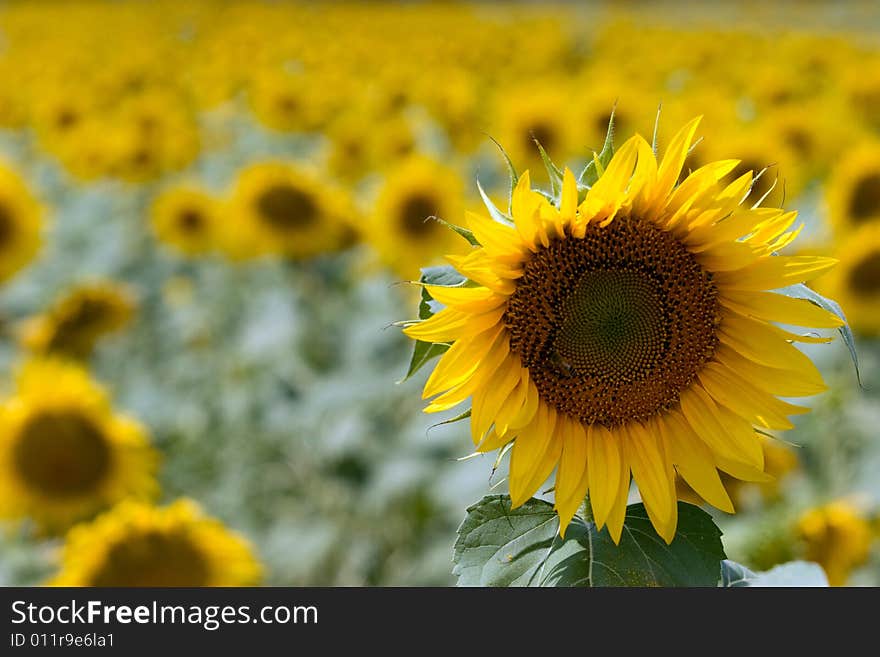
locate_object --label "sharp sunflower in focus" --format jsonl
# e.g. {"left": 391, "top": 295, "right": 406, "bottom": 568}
{"left": 404, "top": 116, "right": 845, "bottom": 544}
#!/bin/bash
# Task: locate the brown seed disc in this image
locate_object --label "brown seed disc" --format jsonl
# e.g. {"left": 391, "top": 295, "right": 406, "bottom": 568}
{"left": 504, "top": 215, "right": 721, "bottom": 427}
{"left": 88, "top": 531, "right": 210, "bottom": 587}
{"left": 255, "top": 184, "right": 318, "bottom": 231}
{"left": 849, "top": 250, "right": 880, "bottom": 295}
{"left": 398, "top": 192, "right": 441, "bottom": 238}
{"left": 14, "top": 411, "right": 111, "bottom": 496}
{"left": 848, "top": 172, "right": 880, "bottom": 223}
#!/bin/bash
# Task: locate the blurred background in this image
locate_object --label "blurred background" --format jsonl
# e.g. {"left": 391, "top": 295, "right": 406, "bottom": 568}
{"left": 0, "top": 0, "right": 878, "bottom": 586}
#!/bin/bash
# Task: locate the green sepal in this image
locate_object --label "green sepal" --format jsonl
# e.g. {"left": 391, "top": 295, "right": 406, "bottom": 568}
{"left": 487, "top": 135, "right": 519, "bottom": 215}
{"left": 433, "top": 217, "right": 479, "bottom": 246}
{"left": 476, "top": 178, "right": 514, "bottom": 226}
{"left": 535, "top": 138, "right": 564, "bottom": 202}
{"left": 579, "top": 107, "right": 616, "bottom": 190}
{"left": 777, "top": 283, "right": 861, "bottom": 386}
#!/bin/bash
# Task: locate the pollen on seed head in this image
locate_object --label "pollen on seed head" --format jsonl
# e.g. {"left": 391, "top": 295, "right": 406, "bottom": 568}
{"left": 504, "top": 215, "right": 720, "bottom": 427}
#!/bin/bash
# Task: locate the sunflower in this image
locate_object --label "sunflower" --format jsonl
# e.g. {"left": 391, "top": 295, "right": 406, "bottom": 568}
{"left": 0, "top": 162, "right": 42, "bottom": 285}
{"left": 49, "top": 499, "right": 263, "bottom": 587}
{"left": 404, "top": 117, "right": 842, "bottom": 543}
{"left": 826, "top": 142, "right": 880, "bottom": 235}
{"left": 815, "top": 223, "right": 880, "bottom": 335}
{"left": 225, "top": 161, "right": 355, "bottom": 260}
{"left": 20, "top": 281, "right": 137, "bottom": 359}
{"left": 797, "top": 500, "right": 872, "bottom": 586}
{"left": 150, "top": 184, "right": 221, "bottom": 256}
{"left": 369, "top": 155, "right": 468, "bottom": 279}
{"left": 0, "top": 359, "right": 158, "bottom": 532}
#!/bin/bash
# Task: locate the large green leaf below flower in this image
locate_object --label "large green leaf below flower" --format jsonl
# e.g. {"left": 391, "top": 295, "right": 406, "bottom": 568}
{"left": 453, "top": 495, "right": 725, "bottom": 587}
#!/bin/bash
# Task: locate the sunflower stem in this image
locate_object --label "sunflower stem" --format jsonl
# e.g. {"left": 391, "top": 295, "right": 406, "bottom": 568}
{"left": 580, "top": 495, "right": 594, "bottom": 525}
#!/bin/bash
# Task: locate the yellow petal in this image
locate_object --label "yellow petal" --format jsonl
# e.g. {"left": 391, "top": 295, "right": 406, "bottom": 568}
{"left": 713, "top": 255, "right": 838, "bottom": 291}
{"left": 559, "top": 167, "right": 579, "bottom": 225}
{"left": 508, "top": 404, "right": 554, "bottom": 507}
{"left": 697, "top": 362, "right": 809, "bottom": 430}
{"left": 423, "top": 284, "right": 507, "bottom": 314}
{"left": 625, "top": 420, "right": 677, "bottom": 544}
{"left": 719, "top": 290, "right": 844, "bottom": 328}
{"left": 493, "top": 367, "right": 529, "bottom": 438}
{"left": 422, "top": 323, "right": 504, "bottom": 398}
{"left": 470, "top": 353, "right": 522, "bottom": 444}
{"left": 661, "top": 410, "right": 734, "bottom": 513}
{"left": 678, "top": 385, "right": 762, "bottom": 468}
{"left": 713, "top": 343, "right": 827, "bottom": 397}
{"left": 423, "top": 337, "right": 510, "bottom": 412}
{"left": 718, "top": 313, "right": 821, "bottom": 371}
{"left": 554, "top": 417, "right": 589, "bottom": 536}
{"left": 580, "top": 136, "right": 640, "bottom": 224}
{"left": 650, "top": 116, "right": 702, "bottom": 215}
{"left": 466, "top": 211, "right": 527, "bottom": 264}
{"left": 604, "top": 439, "right": 631, "bottom": 545}
{"left": 586, "top": 423, "right": 621, "bottom": 530}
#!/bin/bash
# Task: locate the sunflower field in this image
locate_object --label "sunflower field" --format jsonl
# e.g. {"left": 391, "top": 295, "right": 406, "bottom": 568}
{"left": 0, "top": 0, "right": 879, "bottom": 588}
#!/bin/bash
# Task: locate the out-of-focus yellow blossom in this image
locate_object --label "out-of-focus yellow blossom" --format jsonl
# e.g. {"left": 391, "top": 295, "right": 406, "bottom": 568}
{"left": 20, "top": 281, "right": 137, "bottom": 359}
{"left": 0, "top": 360, "right": 158, "bottom": 533}
{"left": 49, "top": 499, "right": 262, "bottom": 586}
{"left": 798, "top": 500, "right": 873, "bottom": 586}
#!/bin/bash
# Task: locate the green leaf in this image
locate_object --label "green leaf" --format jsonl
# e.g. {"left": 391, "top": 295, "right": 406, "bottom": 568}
{"left": 721, "top": 559, "right": 828, "bottom": 587}
{"left": 579, "top": 107, "right": 616, "bottom": 189}
{"left": 453, "top": 496, "right": 725, "bottom": 587}
{"left": 429, "top": 408, "right": 471, "bottom": 431}
{"left": 778, "top": 283, "right": 861, "bottom": 386}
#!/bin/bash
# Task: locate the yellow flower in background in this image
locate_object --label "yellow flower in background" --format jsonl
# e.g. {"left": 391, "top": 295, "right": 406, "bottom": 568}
{"left": 826, "top": 142, "right": 880, "bottom": 236}
{"left": 0, "top": 162, "right": 42, "bottom": 285}
{"left": 405, "top": 118, "right": 842, "bottom": 543}
{"left": 226, "top": 161, "right": 356, "bottom": 260}
{"left": 49, "top": 499, "right": 263, "bottom": 586}
{"left": 19, "top": 281, "right": 137, "bottom": 359}
{"left": 151, "top": 184, "right": 221, "bottom": 256}
{"left": 798, "top": 500, "right": 872, "bottom": 586}
{"left": 493, "top": 84, "right": 577, "bottom": 178}
{"left": 0, "top": 359, "right": 158, "bottom": 532}
{"left": 369, "top": 155, "right": 468, "bottom": 279}
{"left": 816, "top": 223, "right": 880, "bottom": 335}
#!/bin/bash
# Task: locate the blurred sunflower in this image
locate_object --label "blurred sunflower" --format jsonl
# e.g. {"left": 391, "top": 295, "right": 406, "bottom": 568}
{"left": 151, "top": 184, "right": 221, "bottom": 256}
{"left": 798, "top": 500, "right": 872, "bottom": 586}
{"left": 0, "top": 162, "right": 42, "bottom": 285}
{"left": 369, "top": 155, "right": 467, "bottom": 279}
{"left": 49, "top": 499, "right": 262, "bottom": 586}
{"left": 405, "top": 118, "right": 842, "bottom": 543}
{"left": 226, "top": 161, "right": 354, "bottom": 260}
{"left": 816, "top": 223, "right": 880, "bottom": 335}
{"left": 0, "top": 360, "right": 158, "bottom": 532}
{"left": 494, "top": 84, "right": 577, "bottom": 177}
{"left": 826, "top": 142, "right": 880, "bottom": 235}
{"left": 19, "top": 281, "right": 137, "bottom": 359}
